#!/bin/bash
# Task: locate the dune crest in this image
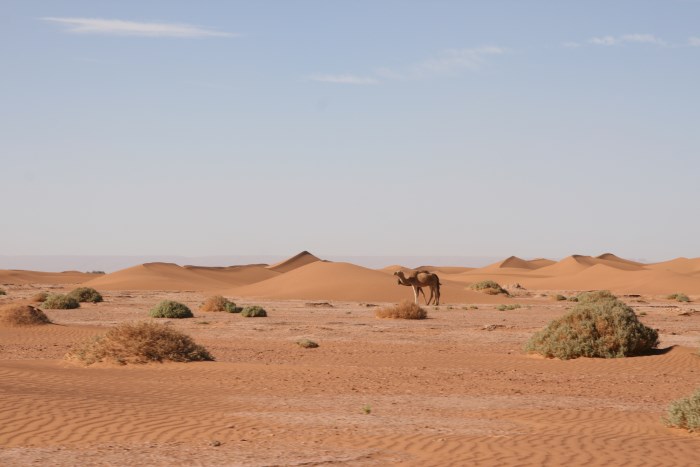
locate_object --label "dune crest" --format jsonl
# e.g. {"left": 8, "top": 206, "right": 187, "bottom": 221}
{"left": 266, "top": 250, "right": 321, "bottom": 273}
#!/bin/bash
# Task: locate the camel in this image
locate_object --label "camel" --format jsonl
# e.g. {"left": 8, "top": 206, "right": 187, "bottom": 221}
{"left": 393, "top": 270, "right": 441, "bottom": 305}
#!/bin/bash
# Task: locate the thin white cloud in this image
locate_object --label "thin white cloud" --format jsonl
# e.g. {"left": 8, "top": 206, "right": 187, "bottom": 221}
{"left": 689, "top": 37, "right": 700, "bottom": 47}
{"left": 41, "top": 17, "right": 235, "bottom": 38}
{"left": 309, "top": 45, "right": 506, "bottom": 85}
{"left": 562, "top": 41, "right": 581, "bottom": 48}
{"left": 588, "top": 33, "right": 665, "bottom": 46}
{"left": 308, "top": 74, "right": 379, "bottom": 85}
{"left": 410, "top": 46, "right": 506, "bottom": 76}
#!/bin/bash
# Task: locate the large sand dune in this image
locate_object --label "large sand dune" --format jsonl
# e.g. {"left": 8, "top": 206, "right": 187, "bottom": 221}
{"left": 0, "top": 270, "right": 96, "bottom": 285}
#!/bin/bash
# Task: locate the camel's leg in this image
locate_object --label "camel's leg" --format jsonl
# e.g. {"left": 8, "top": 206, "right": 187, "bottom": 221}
{"left": 434, "top": 284, "right": 440, "bottom": 306}
{"left": 412, "top": 285, "right": 419, "bottom": 304}
{"left": 426, "top": 285, "right": 434, "bottom": 305}
{"left": 418, "top": 287, "right": 428, "bottom": 304}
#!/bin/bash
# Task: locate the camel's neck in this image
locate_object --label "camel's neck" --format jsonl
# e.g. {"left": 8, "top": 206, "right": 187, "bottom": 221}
{"left": 396, "top": 273, "right": 412, "bottom": 286}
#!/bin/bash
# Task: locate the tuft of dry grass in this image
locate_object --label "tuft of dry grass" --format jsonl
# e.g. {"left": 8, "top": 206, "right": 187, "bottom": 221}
{"left": 66, "top": 321, "right": 214, "bottom": 365}
{"left": 200, "top": 295, "right": 238, "bottom": 312}
{"left": 375, "top": 301, "right": 427, "bottom": 320}
{"left": 30, "top": 292, "right": 49, "bottom": 303}
{"left": 667, "top": 293, "right": 691, "bottom": 303}
{"left": 0, "top": 305, "right": 52, "bottom": 327}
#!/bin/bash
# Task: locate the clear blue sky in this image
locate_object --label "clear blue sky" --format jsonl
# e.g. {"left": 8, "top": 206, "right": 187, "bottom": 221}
{"left": 2, "top": 1, "right": 699, "bottom": 262}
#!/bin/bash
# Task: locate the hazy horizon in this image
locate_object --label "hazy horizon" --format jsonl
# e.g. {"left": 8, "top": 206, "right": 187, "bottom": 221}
{"left": 3, "top": 1, "right": 699, "bottom": 261}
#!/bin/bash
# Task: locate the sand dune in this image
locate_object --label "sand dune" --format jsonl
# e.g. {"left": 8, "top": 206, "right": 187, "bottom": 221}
{"left": 232, "top": 261, "right": 508, "bottom": 303}
{"left": 84, "top": 262, "right": 277, "bottom": 291}
{"left": 0, "top": 270, "right": 95, "bottom": 285}
{"left": 266, "top": 250, "right": 321, "bottom": 273}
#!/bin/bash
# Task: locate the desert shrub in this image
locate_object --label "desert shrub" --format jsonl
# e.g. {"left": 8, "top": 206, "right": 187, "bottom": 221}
{"left": 525, "top": 296, "right": 658, "bottom": 360}
{"left": 87, "top": 271, "right": 106, "bottom": 274}
{"left": 497, "top": 304, "right": 521, "bottom": 311}
{"left": 224, "top": 303, "right": 243, "bottom": 313}
{"left": 67, "top": 287, "right": 103, "bottom": 303}
{"left": 240, "top": 305, "right": 267, "bottom": 317}
{"left": 470, "top": 280, "right": 509, "bottom": 295}
{"left": 200, "top": 295, "right": 238, "bottom": 312}
{"left": 667, "top": 293, "right": 690, "bottom": 303}
{"left": 297, "top": 339, "right": 319, "bottom": 348}
{"left": 576, "top": 290, "right": 617, "bottom": 304}
{"left": 568, "top": 296, "right": 579, "bottom": 302}
{"left": 149, "top": 300, "right": 193, "bottom": 319}
{"left": 30, "top": 292, "right": 49, "bottom": 303}
{"left": 375, "top": 301, "right": 427, "bottom": 320}
{"left": 666, "top": 389, "right": 700, "bottom": 432}
{"left": 43, "top": 294, "right": 80, "bottom": 309}
{"left": 0, "top": 288, "right": 6, "bottom": 295}
{"left": 553, "top": 294, "right": 567, "bottom": 301}
{"left": 0, "top": 305, "right": 51, "bottom": 326}
{"left": 66, "top": 321, "right": 213, "bottom": 365}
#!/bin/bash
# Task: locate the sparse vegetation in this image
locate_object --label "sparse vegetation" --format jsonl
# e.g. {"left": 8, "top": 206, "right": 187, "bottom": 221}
{"left": 375, "top": 301, "right": 427, "bottom": 320}
{"left": 553, "top": 294, "right": 567, "bottom": 301}
{"left": 240, "top": 305, "right": 267, "bottom": 317}
{"left": 200, "top": 295, "right": 238, "bottom": 312}
{"left": 43, "top": 294, "right": 80, "bottom": 310}
{"left": 66, "top": 321, "right": 213, "bottom": 365}
{"left": 497, "top": 304, "right": 521, "bottom": 311}
{"left": 666, "top": 389, "right": 700, "bottom": 432}
{"left": 667, "top": 293, "right": 691, "bottom": 303}
{"left": 87, "top": 270, "right": 106, "bottom": 274}
{"left": 30, "top": 292, "right": 49, "bottom": 303}
{"left": 525, "top": 293, "right": 658, "bottom": 359}
{"left": 0, "top": 288, "right": 6, "bottom": 295}
{"left": 297, "top": 338, "right": 319, "bottom": 348}
{"left": 0, "top": 305, "right": 51, "bottom": 327}
{"left": 67, "top": 287, "right": 103, "bottom": 303}
{"left": 568, "top": 296, "right": 579, "bottom": 302}
{"left": 149, "top": 300, "right": 193, "bottom": 319}
{"left": 362, "top": 404, "right": 372, "bottom": 415}
{"left": 470, "top": 280, "right": 509, "bottom": 295}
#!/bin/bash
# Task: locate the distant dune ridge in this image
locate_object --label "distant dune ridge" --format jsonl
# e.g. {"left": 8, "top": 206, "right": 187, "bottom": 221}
{"left": 1, "top": 252, "right": 699, "bottom": 300}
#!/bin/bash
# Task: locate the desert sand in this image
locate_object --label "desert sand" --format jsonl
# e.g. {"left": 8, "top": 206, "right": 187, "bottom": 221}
{"left": 1, "top": 252, "right": 699, "bottom": 465}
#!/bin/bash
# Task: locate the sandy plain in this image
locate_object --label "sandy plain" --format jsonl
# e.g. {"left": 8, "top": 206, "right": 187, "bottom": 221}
{"left": 1, "top": 251, "right": 700, "bottom": 466}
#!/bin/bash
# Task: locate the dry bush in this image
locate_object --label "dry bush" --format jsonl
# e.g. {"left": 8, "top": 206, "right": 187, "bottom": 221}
{"left": 297, "top": 338, "right": 319, "bottom": 348}
{"left": 496, "top": 304, "right": 521, "bottom": 311}
{"left": 375, "top": 301, "right": 427, "bottom": 320}
{"left": 200, "top": 295, "right": 238, "bottom": 312}
{"left": 667, "top": 293, "right": 691, "bottom": 303}
{"left": 666, "top": 389, "right": 700, "bottom": 432}
{"left": 552, "top": 294, "right": 567, "bottom": 301}
{"left": 240, "top": 305, "right": 267, "bottom": 317}
{"left": 149, "top": 300, "right": 193, "bottom": 319}
{"left": 30, "top": 292, "right": 49, "bottom": 303}
{"left": 43, "top": 294, "right": 80, "bottom": 309}
{"left": 66, "top": 321, "right": 214, "bottom": 365}
{"left": 0, "top": 288, "right": 6, "bottom": 295}
{"left": 526, "top": 295, "right": 658, "bottom": 359}
{"left": 576, "top": 290, "right": 618, "bottom": 303}
{"left": 67, "top": 287, "right": 103, "bottom": 303}
{"left": 0, "top": 305, "right": 51, "bottom": 327}
{"left": 470, "top": 280, "right": 509, "bottom": 296}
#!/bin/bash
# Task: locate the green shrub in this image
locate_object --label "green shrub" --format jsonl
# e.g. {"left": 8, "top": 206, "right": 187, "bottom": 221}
{"left": 667, "top": 293, "right": 690, "bottom": 303}
{"left": 43, "top": 294, "right": 80, "bottom": 310}
{"left": 666, "top": 389, "right": 700, "bottom": 432}
{"left": 576, "top": 290, "right": 617, "bottom": 304}
{"left": 240, "top": 305, "right": 267, "bottom": 317}
{"left": 200, "top": 295, "right": 237, "bottom": 312}
{"left": 67, "top": 287, "right": 103, "bottom": 303}
{"left": 224, "top": 303, "right": 243, "bottom": 313}
{"left": 375, "top": 301, "right": 427, "bottom": 319}
{"left": 66, "top": 321, "right": 213, "bottom": 365}
{"left": 149, "top": 300, "right": 193, "bottom": 319}
{"left": 525, "top": 296, "right": 658, "bottom": 359}
{"left": 297, "top": 339, "right": 319, "bottom": 348}
{"left": 470, "top": 280, "right": 509, "bottom": 295}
